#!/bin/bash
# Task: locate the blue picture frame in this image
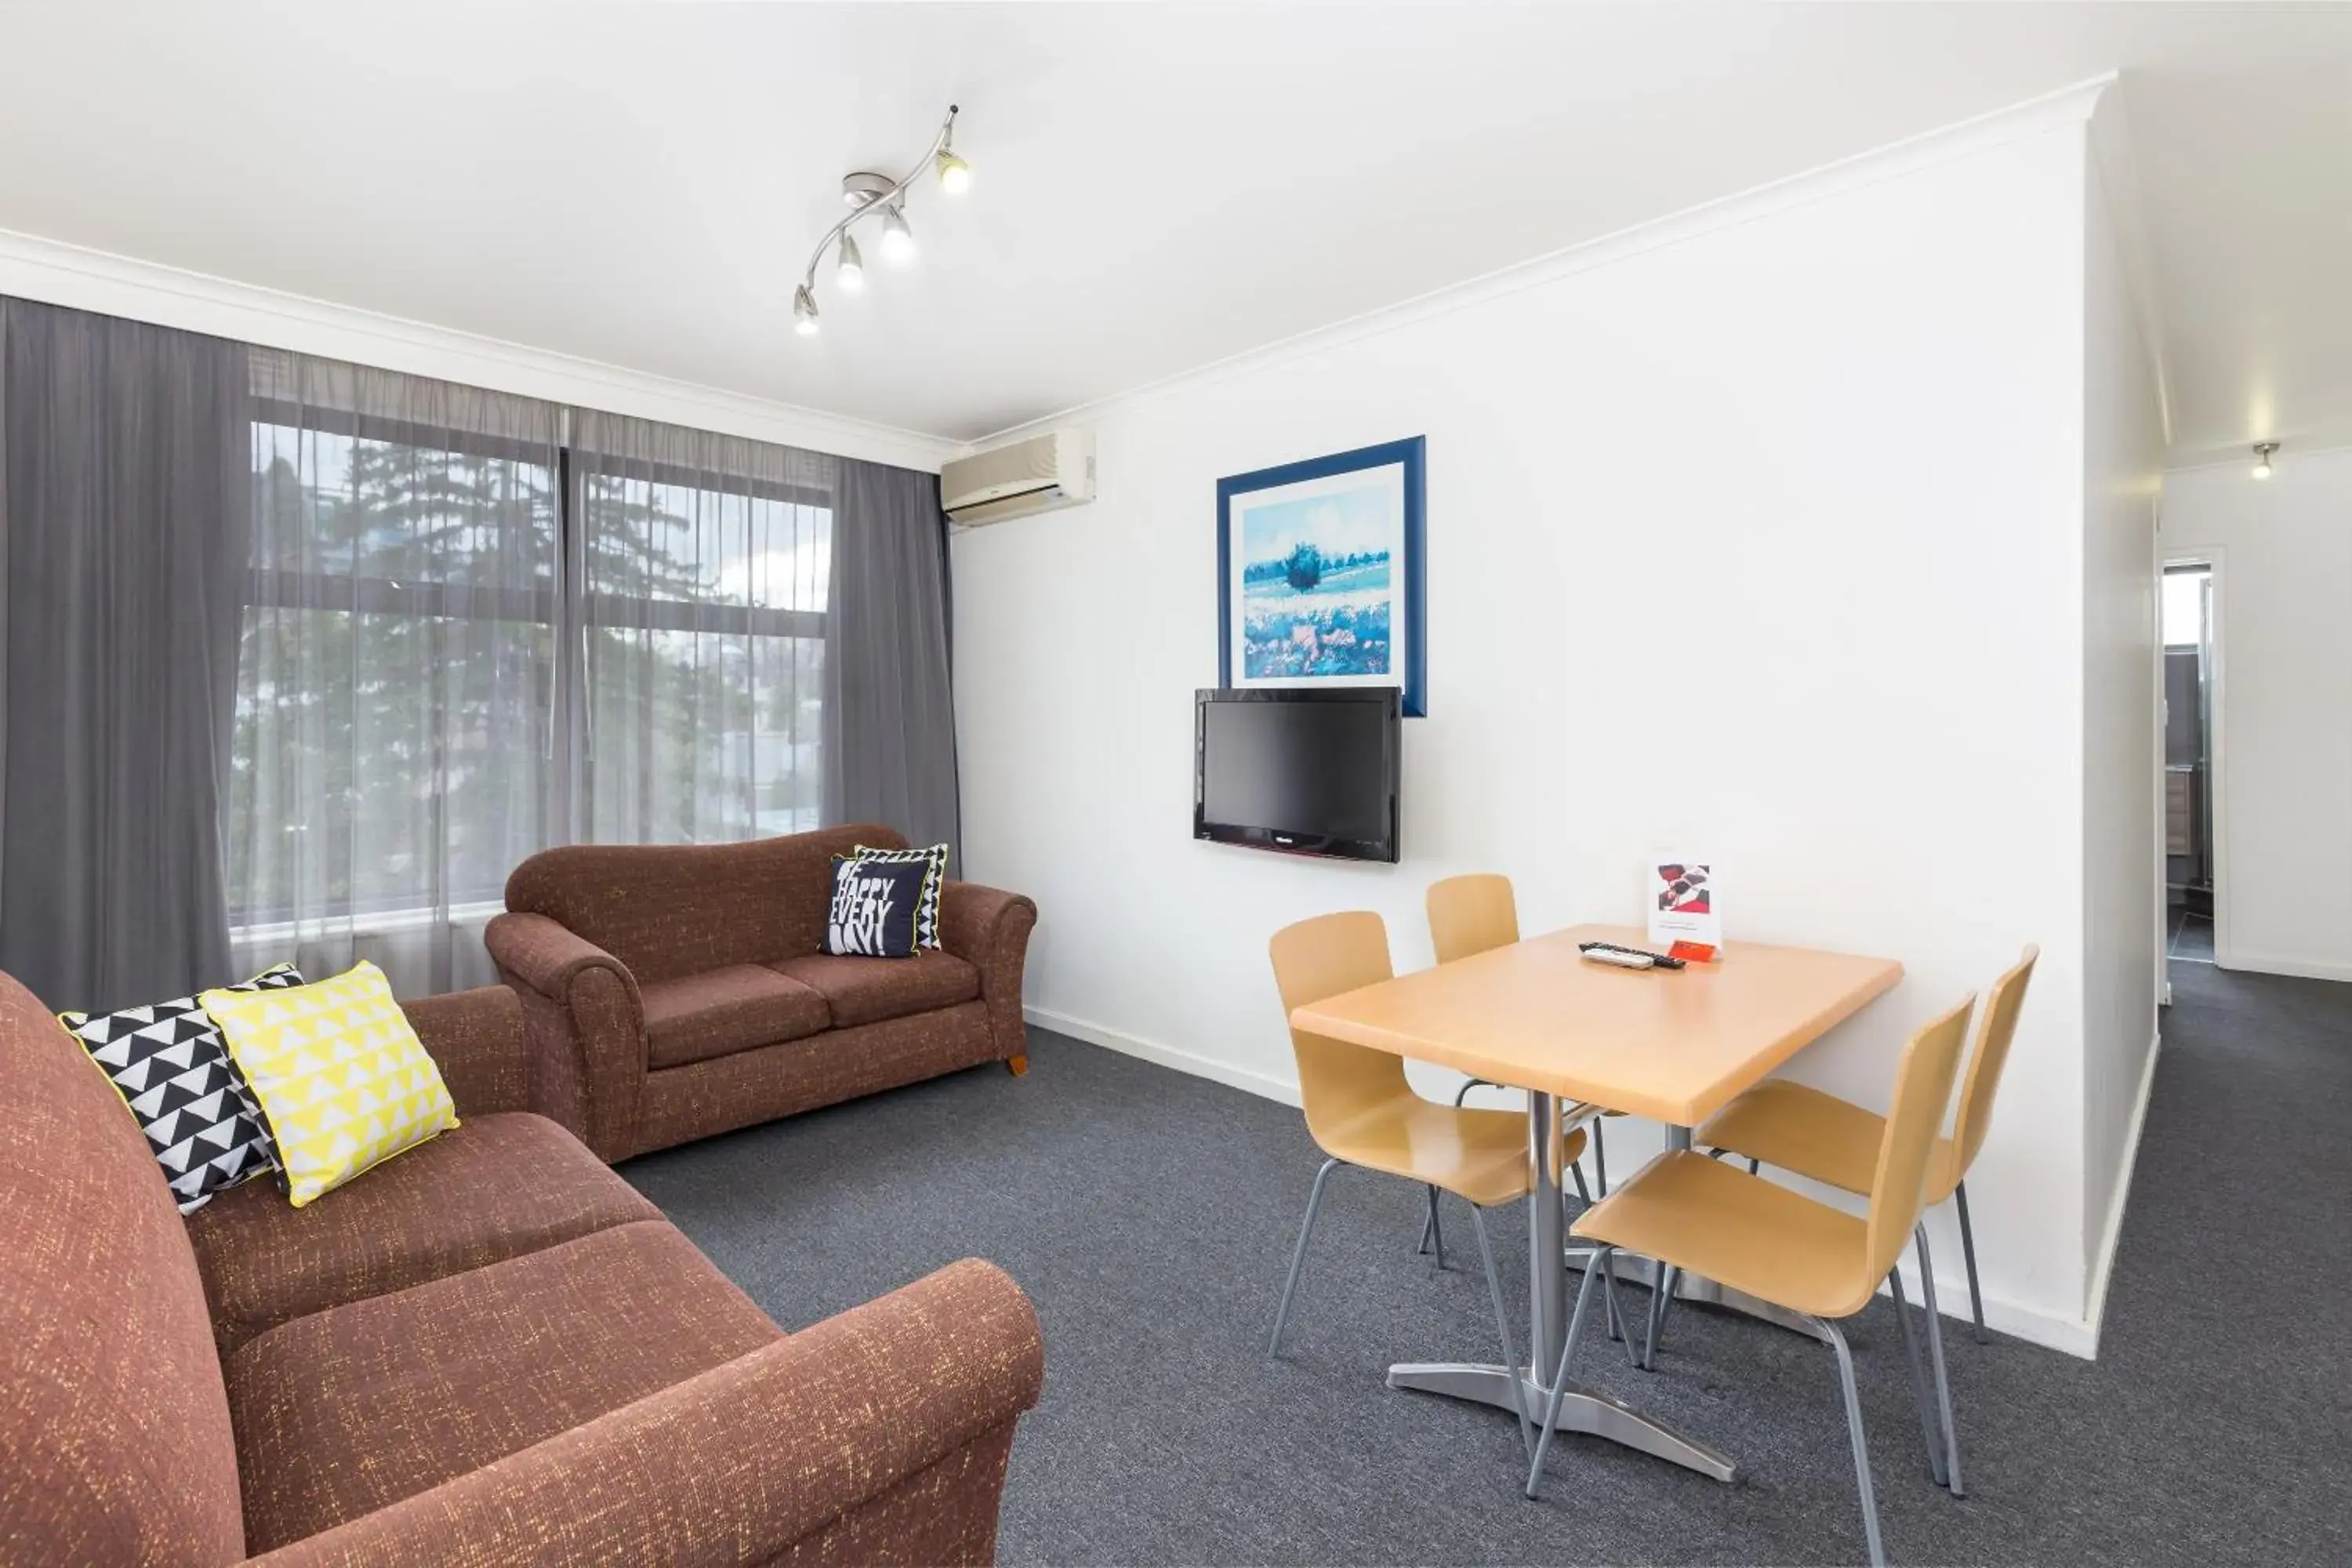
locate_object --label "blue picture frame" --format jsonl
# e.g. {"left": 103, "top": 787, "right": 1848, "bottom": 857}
{"left": 1215, "top": 436, "right": 1426, "bottom": 717}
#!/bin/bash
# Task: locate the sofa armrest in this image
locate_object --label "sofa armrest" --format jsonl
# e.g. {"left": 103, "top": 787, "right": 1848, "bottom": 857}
{"left": 484, "top": 912, "right": 638, "bottom": 1007}
{"left": 939, "top": 881, "right": 1036, "bottom": 1065}
{"left": 400, "top": 986, "right": 530, "bottom": 1118}
{"left": 247, "top": 1258, "right": 1044, "bottom": 1568}
{"left": 484, "top": 912, "right": 647, "bottom": 1160}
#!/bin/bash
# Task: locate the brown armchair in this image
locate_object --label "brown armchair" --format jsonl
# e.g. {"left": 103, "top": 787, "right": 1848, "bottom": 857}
{"left": 485, "top": 824, "right": 1037, "bottom": 1163}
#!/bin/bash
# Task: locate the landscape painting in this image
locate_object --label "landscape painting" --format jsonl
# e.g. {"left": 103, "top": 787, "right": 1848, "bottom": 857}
{"left": 1216, "top": 437, "right": 1425, "bottom": 716}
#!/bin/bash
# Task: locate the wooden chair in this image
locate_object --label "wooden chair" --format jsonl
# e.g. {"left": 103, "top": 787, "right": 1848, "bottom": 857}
{"left": 1698, "top": 945, "right": 2038, "bottom": 1344}
{"left": 1526, "top": 993, "right": 1979, "bottom": 1567}
{"left": 1266, "top": 912, "right": 1548, "bottom": 1453}
{"left": 1417, "top": 875, "right": 1615, "bottom": 1265}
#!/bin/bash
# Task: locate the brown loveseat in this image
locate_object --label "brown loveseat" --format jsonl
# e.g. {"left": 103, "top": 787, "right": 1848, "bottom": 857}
{"left": 0, "top": 968, "right": 1044, "bottom": 1566}
{"left": 485, "top": 824, "right": 1036, "bottom": 1163}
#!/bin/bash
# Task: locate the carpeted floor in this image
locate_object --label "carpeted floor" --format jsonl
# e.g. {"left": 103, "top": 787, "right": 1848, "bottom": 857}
{"left": 622, "top": 959, "right": 2350, "bottom": 1566}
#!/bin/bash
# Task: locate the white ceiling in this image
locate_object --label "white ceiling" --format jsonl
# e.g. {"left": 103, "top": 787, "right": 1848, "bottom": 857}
{"left": 0, "top": 2, "right": 2347, "bottom": 459}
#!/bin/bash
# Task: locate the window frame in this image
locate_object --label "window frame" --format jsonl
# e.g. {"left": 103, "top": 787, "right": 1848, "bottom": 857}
{"left": 229, "top": 408, "right": 836, "bottom": 932}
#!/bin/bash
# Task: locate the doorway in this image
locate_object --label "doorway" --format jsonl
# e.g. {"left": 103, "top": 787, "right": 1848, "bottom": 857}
{"left": 2161, "top": 560, "right": 2216, "bottom": 967}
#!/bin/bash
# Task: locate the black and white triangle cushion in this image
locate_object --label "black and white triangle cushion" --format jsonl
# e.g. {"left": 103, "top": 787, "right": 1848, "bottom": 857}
{"left": 851, "top": 843, "right": 949, "bottom": 950}
{"left": 61, "top": 964, "right": 303, "bottom": 1214}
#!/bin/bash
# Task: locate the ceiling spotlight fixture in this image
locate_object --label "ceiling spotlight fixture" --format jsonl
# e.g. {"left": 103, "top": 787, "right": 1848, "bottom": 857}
{"left": 2252, "top": 441, "right": 2279, "bottom": 480}
{"left": 936, "top": 148, "right": 972, "bottom": 196}
{"left": 879, "top": 202, "right": 916, "bottom": 267}
{"left": 792, "top": 104, "right": 966, "bottom": 341}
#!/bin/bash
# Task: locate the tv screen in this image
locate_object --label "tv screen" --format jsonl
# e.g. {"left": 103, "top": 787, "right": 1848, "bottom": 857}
{"left": 1194, "top": 688, "right": 1400, "bottom": 862}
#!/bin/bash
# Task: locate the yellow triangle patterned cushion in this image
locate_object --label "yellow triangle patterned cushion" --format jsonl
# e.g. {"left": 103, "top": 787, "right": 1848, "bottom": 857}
{"left": 200, "top": 960, "right": 459, "bottom": 1207}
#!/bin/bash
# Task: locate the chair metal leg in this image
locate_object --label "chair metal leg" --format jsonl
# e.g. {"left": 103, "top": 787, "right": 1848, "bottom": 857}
{"left": 1468, "top": 1201, "right": 1533, "bottom": 1461}
{"left": 1591, "top": 1116, "right": 1608, "bottom": 1196}
{"left": 1954, "top": 1181, "right": 1990, "bottom": 1345}
{"left": 1915, "top": 1225, "right": 1965, "bottom": 1497}
{"left": 1821, "top": 1316, "right": 1886, "bottom": 1567}
{"left": 1889, "top": 1267, "right": 1950, "bottom": 1486}
{"left": 1569, "top": 1160, "right": 1592, "bottom": 1207}
{"left": 1654, "top": 1267, "right": 1680, "bottom": 1356}
{"left": 1417, "top": 1077, "right": 1485, "bottom": 1265}
{"left": 1642, "top": 1261, "right": 1679, "bottom": 1370}
{"left": 1524, "top": 1245, "right": 1607, "bottom": 1497}
{"left": 1748, "top": 1156, "right": 1761, "bottom": 1174}
{"left": 1269, "top": 1159, "right": 1340, "bottom": 1359}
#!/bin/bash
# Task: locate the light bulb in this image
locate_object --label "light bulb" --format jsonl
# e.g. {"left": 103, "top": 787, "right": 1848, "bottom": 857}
{"left": 2252, "top": 441, "right": 2278, "bottom": 480}
{"left": 792, "top": 284, "right": 820, "bottom": 337}
{"left": 880, "top": 203, "right": 916, "bottom": 266}
{"left": 936, "top": 149, "right": 971, "bottom": 195}
{"left": 835, "top": 231, "right": 865, "bottom": 293}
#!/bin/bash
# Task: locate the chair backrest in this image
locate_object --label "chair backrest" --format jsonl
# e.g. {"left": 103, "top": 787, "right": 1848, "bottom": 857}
{"left": 1269, "top": 911, "right": 1412, "bottom": 1145}
{"left": 0, "top": 969, "right": 246, "bottom": 1566}
{"left": 1942, "top": 944, "right": 2039, "bottom": 1194}
{"left": 1426, "top": 873, "right": 1519, "bottom": 964}
{"left": 1862, "top": 992, "right": 1977, "bottom": 1286}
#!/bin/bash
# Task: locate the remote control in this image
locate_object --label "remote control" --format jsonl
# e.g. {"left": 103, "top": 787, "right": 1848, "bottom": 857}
{"left": 1578, "top": 941, "right": 1687, "bottom": 971}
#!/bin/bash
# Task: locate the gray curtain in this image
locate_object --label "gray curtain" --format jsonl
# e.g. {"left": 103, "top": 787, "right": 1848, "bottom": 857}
{"left": 825, "top": 458, "right": 960, "bottom": 863}
{"left": 0, "top": 299, "right": 252, "bottom": 1011}
{"left": 569, "top": 408, "right": 834, "bottom": 847}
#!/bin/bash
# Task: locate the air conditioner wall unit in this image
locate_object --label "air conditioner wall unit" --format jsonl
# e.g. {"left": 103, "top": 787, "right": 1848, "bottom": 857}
{"left": 942, "top": 427, "right": 1095, "bottom": 528}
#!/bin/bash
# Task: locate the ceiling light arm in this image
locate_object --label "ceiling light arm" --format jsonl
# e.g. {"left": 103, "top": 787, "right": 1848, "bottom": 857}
{"left": 797, "top": 105, "right": 958, "bottom": 293}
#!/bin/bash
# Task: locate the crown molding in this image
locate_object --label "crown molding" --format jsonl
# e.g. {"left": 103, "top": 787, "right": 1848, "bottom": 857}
{"left": 2164, "top": 435, "right": 2352, "bottom": 477}
{"left": 0, "top": 227, "right": 960, "bottom": 473}
{"left": 964, "top": 74, "right": 2116, "bottom": 452}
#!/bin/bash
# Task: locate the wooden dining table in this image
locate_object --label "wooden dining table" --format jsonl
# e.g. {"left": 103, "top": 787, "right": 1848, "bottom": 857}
{"left": 1288, "top": 922, "right": 1900, "bottom": 1480}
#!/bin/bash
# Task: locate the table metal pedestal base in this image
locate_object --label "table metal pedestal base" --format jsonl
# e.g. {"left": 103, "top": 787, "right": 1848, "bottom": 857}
{"left": 1386, "top": 1361, "right": 1739, "bottom": 1483}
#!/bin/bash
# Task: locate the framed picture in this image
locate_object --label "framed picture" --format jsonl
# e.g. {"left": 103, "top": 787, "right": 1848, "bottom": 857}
{"left": 1216, "top": 436, "right": 1426, "bottom": 717}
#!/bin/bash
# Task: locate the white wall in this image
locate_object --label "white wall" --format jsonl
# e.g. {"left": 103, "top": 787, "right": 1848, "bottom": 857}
{"left": 955, "top": 111, "right": 2114, "bottom": 1347}
{"left": 2078, "top": 125, "right": 2166, "bottom": 1298}
{"left": 2161, "top": 445, "right": 2352, "bottom": 981}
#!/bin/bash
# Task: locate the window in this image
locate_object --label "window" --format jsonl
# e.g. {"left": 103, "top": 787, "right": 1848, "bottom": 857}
{"left": 2161, "top": 567, "right": 2209, "bottom": 650}
{"left": 229, "top": 408, "right": 558, "bottom": 929}
{"left": 577, "top": 462, "right": 830, "bottom": 844}
{"left": 223, "top": 372, "right": 843, "bottom": 989}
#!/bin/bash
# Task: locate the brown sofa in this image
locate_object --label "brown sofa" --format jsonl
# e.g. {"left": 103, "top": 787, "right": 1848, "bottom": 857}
{"left": 485, "top": 823, "right": 1036, "bottom": 1163}
{"left": 0, "top": 968, "right": 1044, "bottom": 1566}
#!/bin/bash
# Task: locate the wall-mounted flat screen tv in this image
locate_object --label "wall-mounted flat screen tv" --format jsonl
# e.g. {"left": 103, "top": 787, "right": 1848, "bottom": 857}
{"left": 1194, "top": 688, "right": 1400, "bottom": 862}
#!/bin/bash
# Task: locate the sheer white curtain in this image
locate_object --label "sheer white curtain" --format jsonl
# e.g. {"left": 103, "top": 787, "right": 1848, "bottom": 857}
{"left": 569, "top": 410, "right": 833, "bottom": 845}
{"left": 225, "top": 351, "right": 560, "bottom": 995}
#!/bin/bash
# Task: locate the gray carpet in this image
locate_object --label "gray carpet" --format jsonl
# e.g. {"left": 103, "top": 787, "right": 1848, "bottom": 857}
{"left": 622, "top": 959, "right": 2350, "bottom": 1566}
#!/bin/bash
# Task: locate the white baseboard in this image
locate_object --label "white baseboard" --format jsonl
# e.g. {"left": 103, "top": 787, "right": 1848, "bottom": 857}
{"left": 1878, "top": 1259, "right": 2100, "bottom": 1360}
{"left": 2214, "top": 947, "right": 2352, "bottom": 983}
{"left": 2079, "top": 1027, "right": 2164, "bottom": 1355}
{"left": 1024, "top": 1004, "right": 1301, "bottom": 1108}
